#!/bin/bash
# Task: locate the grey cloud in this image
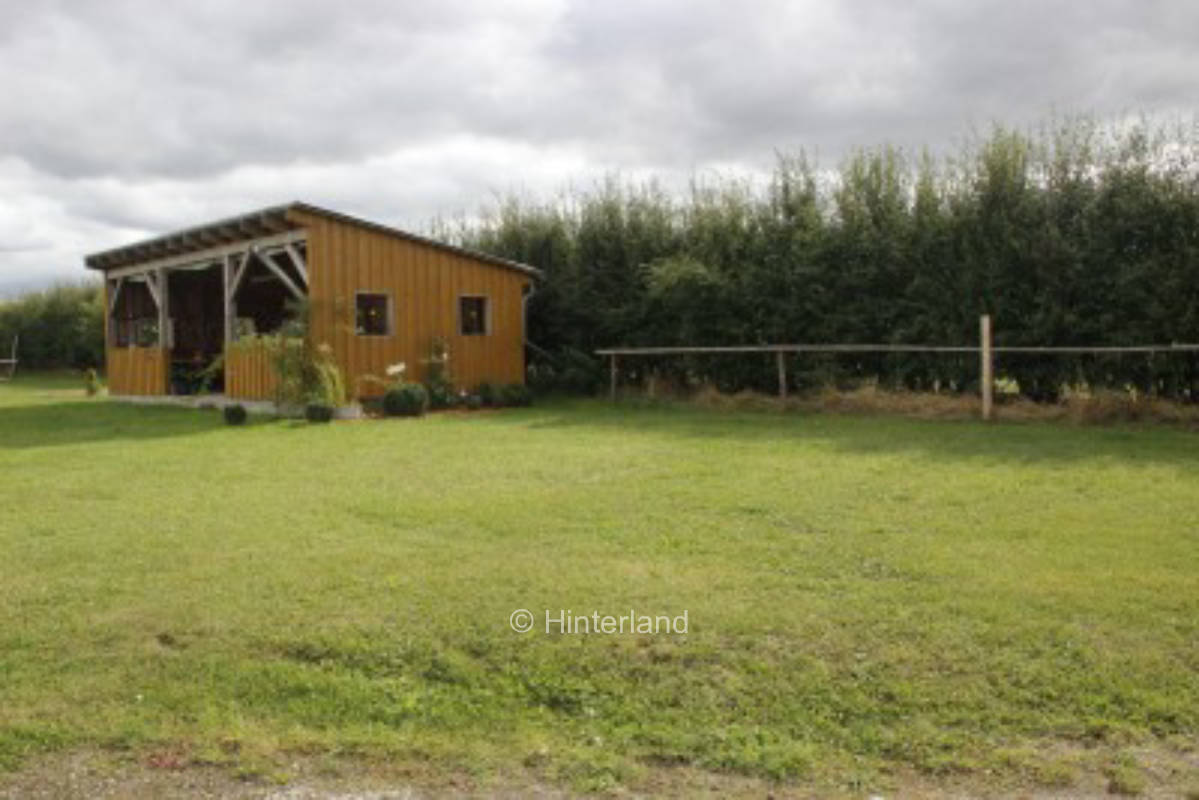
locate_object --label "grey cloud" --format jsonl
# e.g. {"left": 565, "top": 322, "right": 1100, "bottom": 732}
{"left": 0, "top": 0, "right": 1196, "bottom": 288}
{"left": 6, "top": 0, "right": 1196, "bottom": 180}
{"left": 4, "top": 1, "right": 557, "bottom": 179}
{"left": 541, "top": 0, "right": 1199, "bottom": 164}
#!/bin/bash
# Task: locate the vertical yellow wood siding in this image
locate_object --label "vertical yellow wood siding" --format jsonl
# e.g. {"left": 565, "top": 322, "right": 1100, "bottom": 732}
{"left": 288, "top": 209, "right": 530, "bottom": 399}
{"left": 102, "top": 277, "right": 168, "bottom": 395}
{"left": 105, "top": 346, "right": 167, "bottom": 395}
{"left": 225, "top": 341, "right": 277, "bottom": 401}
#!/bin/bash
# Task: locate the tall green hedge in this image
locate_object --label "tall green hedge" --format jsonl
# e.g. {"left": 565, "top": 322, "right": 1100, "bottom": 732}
{"left": 461, "top": 118, "right": 1199, "bottom": 401}
{"left": 0, "top": 282, "right": 104, "bottom": 370}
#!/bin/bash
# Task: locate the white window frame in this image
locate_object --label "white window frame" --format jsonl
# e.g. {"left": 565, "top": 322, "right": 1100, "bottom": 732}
{"left": 458, "top": 294, "right": 491, "bottom": 336}
{"left": 354, "top": 291, "right": 394, "bottom": 337}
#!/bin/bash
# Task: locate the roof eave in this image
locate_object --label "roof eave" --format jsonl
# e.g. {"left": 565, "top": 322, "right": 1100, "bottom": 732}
{"left": 83, "top": 201, "right": 543, "bottom": 279}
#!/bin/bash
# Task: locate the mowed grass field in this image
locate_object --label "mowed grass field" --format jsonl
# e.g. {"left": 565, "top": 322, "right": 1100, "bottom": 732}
{"left": 0, "top": 374, "right": 1197, "bottom": 795}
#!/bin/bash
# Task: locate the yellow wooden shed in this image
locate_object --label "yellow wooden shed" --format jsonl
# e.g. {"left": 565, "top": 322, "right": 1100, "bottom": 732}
{"left": 84, "top": 203, "right": 539, "bottom": 401}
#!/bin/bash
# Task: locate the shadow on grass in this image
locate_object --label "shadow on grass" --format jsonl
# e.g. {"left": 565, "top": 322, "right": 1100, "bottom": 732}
{"left": 521, "top": 400, "right": 1199, "bottom": 470}
{"left": 0, "top": 401, "right": 228, "bottom": 450}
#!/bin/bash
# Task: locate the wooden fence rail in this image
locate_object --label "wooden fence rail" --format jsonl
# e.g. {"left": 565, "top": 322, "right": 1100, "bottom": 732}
{"left": 596, "top": 315, "right": 1199, "bottom": 420}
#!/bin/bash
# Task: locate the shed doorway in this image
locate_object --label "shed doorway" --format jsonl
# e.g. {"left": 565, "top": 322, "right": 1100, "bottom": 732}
{"left": 164, "top": 246, "right": 307, "bottom": 396}
{"left": 167, "top": 264, "right": 224, "bottom": 394}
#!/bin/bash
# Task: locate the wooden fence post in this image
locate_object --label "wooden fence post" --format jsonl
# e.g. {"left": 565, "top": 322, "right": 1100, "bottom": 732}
{"left": 980, "top": 314, "right": 993, "bottom": 421}
{"left": 776, "top": 351, "right": 787, "bottom": 399}
{"left": 609, "top": 353, "right": 618, "bottom": 402}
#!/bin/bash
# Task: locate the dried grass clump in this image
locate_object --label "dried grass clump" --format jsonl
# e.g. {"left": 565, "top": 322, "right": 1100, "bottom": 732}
{"left": 676, "top": 383, "right": 1199, "bottom": 427}
{"left": 1063, "top": 390, "right": 1199, "bottom": 426}
{"left": 643, "top": 371, "right": 693, "bottom": 401}
{"left": 992, "top": 397, "right": 1067, "bottom": 422}
{"left": 691, "top": 386, "right": 786, "bottom": 413}
{"left": 805, "top": 384, "right": 979, "bottom": 420}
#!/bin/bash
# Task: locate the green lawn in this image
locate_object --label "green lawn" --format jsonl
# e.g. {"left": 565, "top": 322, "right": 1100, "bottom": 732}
{"left": 1, "top": 374, "right": 1197, "bottom": 795}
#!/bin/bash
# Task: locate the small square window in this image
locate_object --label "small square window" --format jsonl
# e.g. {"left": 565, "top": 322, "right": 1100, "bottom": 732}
{"left": 459, "top": 296, "right": 489, "bottom": 336}
{"left": 356, "top": 293, "right": 391, "bottom": 336}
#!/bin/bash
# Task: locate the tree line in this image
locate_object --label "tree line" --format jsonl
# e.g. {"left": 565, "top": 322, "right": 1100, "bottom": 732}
{"left": 5, "top": 116, "right": 1198, "bottom": 401}
{"left": 0, "top": 282, "right": 104, "bottom": 371}
{"left": 456, "top": 117, "right": 1199, "bottom": 401}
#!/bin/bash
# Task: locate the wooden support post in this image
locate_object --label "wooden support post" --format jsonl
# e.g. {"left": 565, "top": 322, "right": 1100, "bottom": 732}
{"left": 980, "top": 314, "right": 993, "bottom": 421}
{"left": 609, "top": 354, "right": 618, "bottom": 402}
{"left": 776, "top": 351, "right": 788, "bottom": 399}
{"left": 222, "top": 254, "right": 234, "bottom": 349}
{"left": 156, "top": 269, "right": 170, "bottom": 349}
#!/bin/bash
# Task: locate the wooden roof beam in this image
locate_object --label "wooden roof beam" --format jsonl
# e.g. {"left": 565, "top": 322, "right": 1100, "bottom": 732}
{"left": 256, "top": 249, "right": 306, "bottom": 301}
{"left": 107, "top": 277, "right": 124, "bottom": 315}
{"left": 284, "top": 242, "right": 307, "bottom": 286}
{"left": 101, "top": 229, "right": 305, "bottom": 278}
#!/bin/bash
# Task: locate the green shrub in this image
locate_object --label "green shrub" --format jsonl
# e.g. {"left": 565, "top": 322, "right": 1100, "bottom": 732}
{"left": 305, "top": 403, "right": 334, "bottom": 423}
{"left": 426, "top": 379, "right": 456, "bottom": 410}
{"left": 256, "top": 299, "right": 346, "bottom": 411}
{"left": 223, "top": 405, "right": 248, "bottom": 426}
{"left": 83, "top": 368, "right": 101, "bottom": 397}
{"left": 528, "top": 347, "right": 604, "bottom": 396}
{"left": 498, "top": 383, "right": 533, "bottom": 407}
{"left": 476, "top": 381, "right": 497, "bottom": 407}
{"left": 423, "top": 337, "right": 455, "bottom": 409}
{"left": 383, "top": 382, "right": 428, "bottom": 417}
{"left": 309, "top": 358, "right": 343, "bottom": 408}
{"left": 464, "top": 394, "right": 483, "bottom": 410}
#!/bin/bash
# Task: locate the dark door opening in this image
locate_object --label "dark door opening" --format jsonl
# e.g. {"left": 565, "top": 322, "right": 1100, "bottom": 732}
{"left": 167, "top": 264, "right": 225, "bottom": 395}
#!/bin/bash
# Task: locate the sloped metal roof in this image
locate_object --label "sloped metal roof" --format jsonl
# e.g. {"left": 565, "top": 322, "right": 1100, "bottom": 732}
{"left": 84, "top": 201, "right": 541, "bottom": 278}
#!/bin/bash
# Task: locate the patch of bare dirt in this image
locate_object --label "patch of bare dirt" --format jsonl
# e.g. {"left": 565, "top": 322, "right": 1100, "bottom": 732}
{"left": 1, "top": 743, "right": 1196, "bottom": 799}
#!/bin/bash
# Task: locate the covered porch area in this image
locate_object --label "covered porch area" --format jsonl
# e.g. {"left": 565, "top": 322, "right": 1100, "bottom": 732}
{"left": 94, "top": 207, "right": 310, "bottom": 400}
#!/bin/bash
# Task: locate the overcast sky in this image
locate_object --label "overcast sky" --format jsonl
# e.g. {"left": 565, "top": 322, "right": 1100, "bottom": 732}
{"left": 0, "top": 0, "right": 1195, "bottom": 293}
